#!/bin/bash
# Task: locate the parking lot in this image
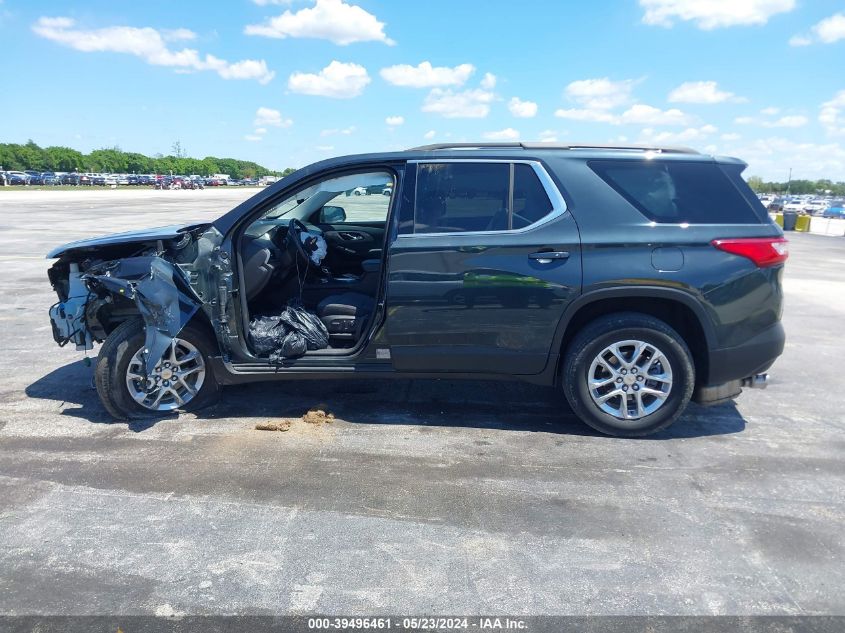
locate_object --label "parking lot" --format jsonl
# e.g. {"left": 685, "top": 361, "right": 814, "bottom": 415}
{"left": 0, "top": 189, "right": 843, "bottom": 616}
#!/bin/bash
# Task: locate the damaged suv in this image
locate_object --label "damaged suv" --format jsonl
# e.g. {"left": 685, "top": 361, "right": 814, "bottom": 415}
{"left": 47, "top": 143, "right": 787, "bottom": 436}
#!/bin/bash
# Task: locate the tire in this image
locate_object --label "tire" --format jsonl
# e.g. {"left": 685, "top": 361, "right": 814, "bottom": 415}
{"left": 94, "top": 318, "right": 221, "bottom": 420}
{"left": 562, "top": 312, "right": 695, "bottom": 437}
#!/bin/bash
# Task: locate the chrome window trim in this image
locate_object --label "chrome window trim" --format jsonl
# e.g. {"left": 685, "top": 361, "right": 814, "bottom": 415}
{"left": 399, "top": 159, "right": 568, "bottom": 239}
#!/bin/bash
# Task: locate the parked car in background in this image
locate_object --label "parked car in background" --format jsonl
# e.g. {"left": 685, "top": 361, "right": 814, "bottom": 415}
{"left": 127, "top": 175, "right": 139, "bottom": 186}
{"left": 7, "top": 171, "right": 30, "bottom": 185}
{"left": 767, "top": 198, "right": 785, "bottom": 212}
{"left": 823, "top": 200, "right": 845, "bottom": 218}
{"left": 782, "top": 200, "right": 805, "bottom": 213}
{"left": 40, "top": 172, "right": 62, "bottom": 185}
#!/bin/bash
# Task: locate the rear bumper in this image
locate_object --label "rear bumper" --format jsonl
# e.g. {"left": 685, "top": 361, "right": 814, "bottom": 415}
{"left": 692, "top": 321, "right": 784, "bottom": 405}
{"left": 706, "top": 321, "right": 785, "bottom": 386}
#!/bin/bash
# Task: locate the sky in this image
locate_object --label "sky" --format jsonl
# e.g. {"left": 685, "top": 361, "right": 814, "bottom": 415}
{"left": 1, "top": 0, "right": 844, "bottom": 181}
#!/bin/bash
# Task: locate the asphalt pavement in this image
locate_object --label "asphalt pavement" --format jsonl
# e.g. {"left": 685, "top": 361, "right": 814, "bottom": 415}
{"left": 0, "top": 189, "right": 842, "bottom": 616}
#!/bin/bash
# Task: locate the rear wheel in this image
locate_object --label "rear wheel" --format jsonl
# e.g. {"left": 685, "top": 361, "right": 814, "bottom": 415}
{"left": 562, "top": 312, "right": 694, "bottom": 437}
{"left": 95, "top": 318, "right": 220, "bottom": 420}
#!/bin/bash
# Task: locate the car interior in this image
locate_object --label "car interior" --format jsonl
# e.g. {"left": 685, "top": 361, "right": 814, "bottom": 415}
{"left": 238, "top": 171, "right": 394, "bottom": 358}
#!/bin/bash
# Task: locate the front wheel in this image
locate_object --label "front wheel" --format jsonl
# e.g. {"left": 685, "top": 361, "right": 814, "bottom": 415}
{"left": 95, "top": 319, "right": 220, "bottom": 420}
{"left": 562, "top": 313, "right": 694, "bottom": 437}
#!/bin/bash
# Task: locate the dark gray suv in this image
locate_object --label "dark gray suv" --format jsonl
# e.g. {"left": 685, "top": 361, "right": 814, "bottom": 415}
{"left": 46, "top": 143, "right": 787, "bottom": 436}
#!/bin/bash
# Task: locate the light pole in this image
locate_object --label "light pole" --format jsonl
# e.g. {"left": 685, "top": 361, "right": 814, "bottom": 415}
{"left": 786, "top": 167, "right": 792, "bottom": 195}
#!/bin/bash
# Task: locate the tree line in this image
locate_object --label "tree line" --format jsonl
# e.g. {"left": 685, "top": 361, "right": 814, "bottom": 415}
{"left": 0, "top": 140, "right": 295, "bottom": 180}
{"left": 746, "top": 176, "right": 845, "bottom": 196}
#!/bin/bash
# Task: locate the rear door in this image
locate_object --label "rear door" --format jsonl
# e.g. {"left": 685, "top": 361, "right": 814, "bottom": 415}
{"left": 384, "top": 159, "right": 582, "bottom": 375}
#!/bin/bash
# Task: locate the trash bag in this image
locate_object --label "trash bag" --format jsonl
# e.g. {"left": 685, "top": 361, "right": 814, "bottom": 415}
{"left": 248, "top": 303, "right": 329, "bottom": 362}
{"left": 268, "top": 332, "right": 308, "bottom": 363}
{"left": 249, "top": 316, "right": 287, "bottom": 355}
{"left": 279, "top": 303, "right": 329, "bottom": 351}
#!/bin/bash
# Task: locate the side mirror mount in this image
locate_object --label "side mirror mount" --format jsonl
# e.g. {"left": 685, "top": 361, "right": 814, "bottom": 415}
{"left": 320, "top": 205, "right": 347, "bottom": 223}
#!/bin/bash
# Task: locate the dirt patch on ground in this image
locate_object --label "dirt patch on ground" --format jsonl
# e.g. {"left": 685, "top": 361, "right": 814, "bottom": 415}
{"left": 255, "top": 420, "right": 292, "bottom": 432}
{"left": 302, "top": 406, "right": 335, "bottom": 425}
{"left": 254, "top": 405, "right": 334, "bottom": 432}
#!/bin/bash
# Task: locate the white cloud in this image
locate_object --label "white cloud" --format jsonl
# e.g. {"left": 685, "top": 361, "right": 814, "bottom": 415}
{"left": 760, "top": 107, "right": 780, "bottom": 116}
{"left": 254, "top": 107, "right": 292, "bottom": 128}
{"left": 32, "top": 16, "right": 275, "bottom": 84}
{"left": 423, "top": 130, "right": 436, "bottom": 140}
{"left": 316, "top": 145, "right": 335, "bottom": 152}
{"left": 380, "top": 61, "right": 474, "bottom": 88}
{"left": 719, "top": 137, "right": 845, "bottom": 180}
{"left": 244, "top": 134, "right": 263, "bottom": 142}
{"left": 640, "top": 0, "right": 796, "bottom": 29}
{"left": 161, "top": 28, "right": 196, "bottom": 41}
{"left": 734, "top": 113, "right": 808, "bottom": 128}
{"left": 508, "top": 97, "right": 538, "bottom": 118}
{"left": 637, "top": 124, "right": 718, "bottom": 144}
{"left": 820, "top": 90, "right": 845, "bottom": 135}
{"left": 620, "top": 104, "right": 692, "bottom": 126}
{"left": 556, "top": 103, "right": 692, "bottom": 126}
{"left": 536, "top": 129, "right": 559, "bottom": 142}
{"left": 422, "top": 87, "right": 495, "bottom": 118}
{"left": 482, "top": 128, "right": 520, "bottom": 141}
{"left": 668, "top": 80, "right": 744, "bottom": 104}
{"left": 480, "top": 72, "right": 497, "bottom": 90}
{"left": 288, "top": 60, "right": 370, "bottom": 98}
{"left": 790, "top": 12, "right": 845, "bottom": 46}
{"left": 320, "top": 126, "right": 356, "bottom": 136}
{"left": 554, "top": 108, "right": 618, "bottom": 123}
{"left": 788, "top": 35, "right": 812, "bottom": 47}
{"left": 564, "top": 77, "right": 637, "bottom": 110}
{"left": 721, "top": 132, "right": 742, "bottom": 141}
{"left": 385, "top": 115, "right": 404, "bottom": 126}
{"left": 245, "top": 0, "right": 394, "bottom": 45}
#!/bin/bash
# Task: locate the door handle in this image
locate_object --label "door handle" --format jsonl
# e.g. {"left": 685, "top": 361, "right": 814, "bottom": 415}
{"left": 529, "top": 251, "right": 570, "bottom": 264}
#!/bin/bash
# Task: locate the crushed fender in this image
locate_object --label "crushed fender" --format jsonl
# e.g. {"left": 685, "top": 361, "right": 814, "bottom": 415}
{"left": 87, "top": 256, "right": 201, "bottom": 375}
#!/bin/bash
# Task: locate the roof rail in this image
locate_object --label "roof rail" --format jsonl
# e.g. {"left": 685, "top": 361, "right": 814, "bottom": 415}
{"left": 408, "top": 142, "right": 700, "bottom": 155}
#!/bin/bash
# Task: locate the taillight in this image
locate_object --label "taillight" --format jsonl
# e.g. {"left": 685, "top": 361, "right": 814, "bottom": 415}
{"left": 711, "top": 237, "right": 788, "bottom": 267}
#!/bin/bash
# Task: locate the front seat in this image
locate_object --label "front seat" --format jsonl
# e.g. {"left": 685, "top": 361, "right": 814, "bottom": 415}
{"left": 316, "top": 292, "right": 375, "bottom": 342}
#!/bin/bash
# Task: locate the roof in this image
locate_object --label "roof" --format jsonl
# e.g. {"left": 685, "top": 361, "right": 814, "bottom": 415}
{"left": 408, "top": 142, "right": 700, "bottom": 154}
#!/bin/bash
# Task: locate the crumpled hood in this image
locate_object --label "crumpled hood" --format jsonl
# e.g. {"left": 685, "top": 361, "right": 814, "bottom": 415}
{"left": 47, "top": 222, "right": 209, "bottom": 259}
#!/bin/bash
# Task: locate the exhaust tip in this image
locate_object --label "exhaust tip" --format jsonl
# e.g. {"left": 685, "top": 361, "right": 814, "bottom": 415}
{"left": 742, "top": 373, "right": 769, "bottom": 389}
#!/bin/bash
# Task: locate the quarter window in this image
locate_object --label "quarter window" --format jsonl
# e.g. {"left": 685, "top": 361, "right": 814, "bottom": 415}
{"left": 589, "top": 160, "right": 762, "bottom": 224}
{"left": 412, "top": 162, "right": 555, "bottom": 234}
{"left": 513, "top": 163, "right": 554, "bottom": 229}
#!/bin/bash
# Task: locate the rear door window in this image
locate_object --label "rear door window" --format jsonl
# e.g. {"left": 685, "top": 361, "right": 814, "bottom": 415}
{"left": 412, "top": 162, "right": 555, "bottom": 234}
{"left": 589, "top": 160, "right": 763, "bottom": 224}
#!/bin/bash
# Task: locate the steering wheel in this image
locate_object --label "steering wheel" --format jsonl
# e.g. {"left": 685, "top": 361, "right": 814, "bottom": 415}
{"left": 286, "top": 218, "right": 328, "bottom": 276}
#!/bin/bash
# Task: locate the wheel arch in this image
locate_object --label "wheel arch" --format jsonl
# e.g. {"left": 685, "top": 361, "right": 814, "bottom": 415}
{"left": 553, "top": 287, "right": 714, "bottom": 386}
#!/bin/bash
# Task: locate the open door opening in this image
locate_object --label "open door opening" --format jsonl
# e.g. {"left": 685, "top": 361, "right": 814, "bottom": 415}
{"left": 237, "top": 170, "right": 396, "bottom": 361}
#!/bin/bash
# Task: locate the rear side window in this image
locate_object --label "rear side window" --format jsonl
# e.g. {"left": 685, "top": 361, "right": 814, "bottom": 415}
{"left": 412, "top": 162, "right": 555, "bottom": 234}
{"left": 589, "top": 160, "right": 763, "bottom": 224}
{"left": 415, "top": 162, "right": 509, "bottom": 233}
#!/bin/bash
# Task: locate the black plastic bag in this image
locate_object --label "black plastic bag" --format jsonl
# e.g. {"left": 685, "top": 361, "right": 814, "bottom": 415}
{"left": 279, "top": 304, "right": 329, "bottom": 351}
{"left": 268, "top": 331, "right": 308, "bottom": 363}
{"left": 249, "top": 316, "right": 287, "bottom": 355}
{"left": 248, "top": 304, "right": 329, "bottom": 362}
